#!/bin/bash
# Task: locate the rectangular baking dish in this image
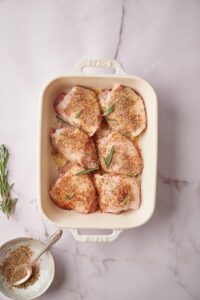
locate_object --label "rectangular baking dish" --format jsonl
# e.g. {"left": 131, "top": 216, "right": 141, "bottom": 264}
{"left": 38, "top": 59, "right": 157, "bottom": 242}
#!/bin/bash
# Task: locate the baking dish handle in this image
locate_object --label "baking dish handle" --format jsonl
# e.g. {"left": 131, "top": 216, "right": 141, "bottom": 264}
{"left": 70, "top": 229, "right": 122, "bottom": 242}
{"left": 73, "top": 59, "right": 127, "bottom": 75}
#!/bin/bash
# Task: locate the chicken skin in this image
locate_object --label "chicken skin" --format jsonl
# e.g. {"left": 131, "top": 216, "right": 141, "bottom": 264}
{"left": 94, "top": 174, "right": 140, "bottom": 213}
{"left": 98, "top": 84, "right": 147, "bottom": 138}
{"left": 50, "top": 125, "right": 98, "bottom": 169}
{"left": 55, "top": 86, "right": 102, "bottom": 136}
{"left": 96, "top": 131, "right": 143, "bottom": 176}
{"left": 50, "top": 164, "right": 97, "bottom": 213}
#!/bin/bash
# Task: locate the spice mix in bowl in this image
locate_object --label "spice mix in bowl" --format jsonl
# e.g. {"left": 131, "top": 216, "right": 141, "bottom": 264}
{"left": 0, "top": 237, "right": 55, "bottom": 300}
{"left": 0, "top": 245, "right": 40, "bottom": 288}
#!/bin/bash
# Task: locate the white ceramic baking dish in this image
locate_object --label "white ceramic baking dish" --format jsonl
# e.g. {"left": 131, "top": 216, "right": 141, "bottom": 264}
{"left": 38, "top": 59, "right": 157, "bottom": 242}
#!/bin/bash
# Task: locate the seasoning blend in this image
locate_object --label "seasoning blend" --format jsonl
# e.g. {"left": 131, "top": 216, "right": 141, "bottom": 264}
{"left": 0, "top": 245, "right": 40, "bottom": 289}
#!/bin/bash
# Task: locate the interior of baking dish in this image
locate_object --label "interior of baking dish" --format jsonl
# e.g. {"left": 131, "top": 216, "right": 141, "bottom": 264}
{"left": 38, "top": 74, "right": 157, "bottom": 229}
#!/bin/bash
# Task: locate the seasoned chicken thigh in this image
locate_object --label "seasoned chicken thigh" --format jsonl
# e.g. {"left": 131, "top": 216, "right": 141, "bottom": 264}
{"left": 50, "top": 164, "right": 97, "bottom": 213}
{"left": 94, "top": 174, "right": 140, "bottom": 213}
{"left": 50, "top": 125, "right": 98, "bottom": 169}
{"left": 55, "top": 86, "right": 102, "bottom": 136}
{"left": 96, "top": 131, "right": 143, "bottom": 176}
{"left": 98, "top": 84, "right": 147, "bottom": 138}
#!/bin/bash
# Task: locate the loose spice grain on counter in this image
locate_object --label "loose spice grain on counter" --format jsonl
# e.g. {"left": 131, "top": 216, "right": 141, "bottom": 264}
{"left": 0, "top": 245, "right": 40, "bottom": 289}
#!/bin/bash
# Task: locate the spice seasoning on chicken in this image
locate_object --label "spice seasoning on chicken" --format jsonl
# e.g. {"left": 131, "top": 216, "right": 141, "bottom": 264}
{"left": 0, "top": 245, "right": 40, "bottom": 289}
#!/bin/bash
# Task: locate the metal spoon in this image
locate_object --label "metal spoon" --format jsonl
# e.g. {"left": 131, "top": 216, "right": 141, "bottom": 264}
{"left": 11, "top": 230, "right": 63, "bottom": 286}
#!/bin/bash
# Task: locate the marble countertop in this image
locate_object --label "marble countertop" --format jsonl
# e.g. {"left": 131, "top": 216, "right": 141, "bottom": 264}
{"left": 0, "top": 0, "right": 200, "bottom": 299}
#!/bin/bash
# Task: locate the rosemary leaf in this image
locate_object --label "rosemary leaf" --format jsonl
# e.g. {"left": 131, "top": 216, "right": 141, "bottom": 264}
{"left": 65, "top": 193, "right": 74, "bottom": 200}
{"left": 103, "top": 157, "right": 108, "bottom": 167}
{"left": 103, "top": 105, "right": 114, "bottom": 116}
{"left": 75, "top": 110, "right": 82, "bottom": 118}
{"left": 103, "top": 146, "right": 115, "bottom": 168}
{"left": 75, "top": 167, "right": 98, "bottom": 176}
{"left": 121, "top": 194, "right": 130, "bottom": 206}
{"left": 0, "top": 145, "right": 17, "bottom": 218}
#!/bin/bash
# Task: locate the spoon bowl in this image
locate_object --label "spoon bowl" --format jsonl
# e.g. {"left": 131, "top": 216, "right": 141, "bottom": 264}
{"left": 11, "top": 264, "right": 32, "bottom": 286}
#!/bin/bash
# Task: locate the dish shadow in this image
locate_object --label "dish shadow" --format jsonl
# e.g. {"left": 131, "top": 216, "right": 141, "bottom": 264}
{"left": 119, "top": 86, "right": 182, "bottom": 240}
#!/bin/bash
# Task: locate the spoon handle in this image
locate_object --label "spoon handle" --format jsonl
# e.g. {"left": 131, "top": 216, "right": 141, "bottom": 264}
{"left": 32, "top": 230, "right": 63, "bottom": 264}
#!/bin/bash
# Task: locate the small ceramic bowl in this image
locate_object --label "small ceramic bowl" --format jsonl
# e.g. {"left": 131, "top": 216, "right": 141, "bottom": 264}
{"left": 0, "top": 237, "right": 55, "bottom": 300}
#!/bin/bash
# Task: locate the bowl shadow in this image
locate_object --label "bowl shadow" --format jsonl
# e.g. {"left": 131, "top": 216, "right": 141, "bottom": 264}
{"left": 40, "top": 249, "right": 67, "bottom": 298}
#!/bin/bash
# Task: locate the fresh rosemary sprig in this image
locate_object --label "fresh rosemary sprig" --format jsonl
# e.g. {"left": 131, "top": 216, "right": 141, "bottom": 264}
{"left": 121, "top": 194, "right": 130, "bottom": 206}
{"left": 65, "top": 193, "right": 74, "bottom": 200}
{"left": 0, "top": 145, "right": 17, "bottom": 218}
{"left": 103, "top": 146, "right": 115, "bottom": 168}
{"left": 75, "top": 167, "right": 98, "bottom": 176}
{"left": 75, "top": 110, "right": 82, "bottom": 118}
{"left": 103, "top": 104, "right": 114, "bottom": 116}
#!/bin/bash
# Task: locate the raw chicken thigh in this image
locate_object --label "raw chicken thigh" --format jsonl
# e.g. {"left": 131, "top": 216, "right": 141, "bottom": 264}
{"left": 96, "top": 131, "right": 143, "bottom": 176}
{"left": 94, "top": 174, "right": 140, "bottom": 213}
{"left": 50, "top": 125, "right": 98, "bottom": 169}
{"left": 50, "top": 164, "right": 97, "bottom": 213}
{"left": 98, "top": 84, "right": 147, "bottom": 138}
{"left": 55, "top": 86, "right": 102, "bottom": 136}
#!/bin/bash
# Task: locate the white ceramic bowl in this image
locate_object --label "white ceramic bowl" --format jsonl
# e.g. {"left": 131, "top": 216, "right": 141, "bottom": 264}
{"left": 38, "top": 59, "right": 158, "bottom": 242}
{"left": 0, "top": 238, "right": 55, "bottom": 300}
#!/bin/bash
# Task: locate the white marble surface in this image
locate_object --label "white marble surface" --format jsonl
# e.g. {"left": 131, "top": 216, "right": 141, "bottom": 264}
{"left": 0, "top": 0, "right": 200, "bottom": 299}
